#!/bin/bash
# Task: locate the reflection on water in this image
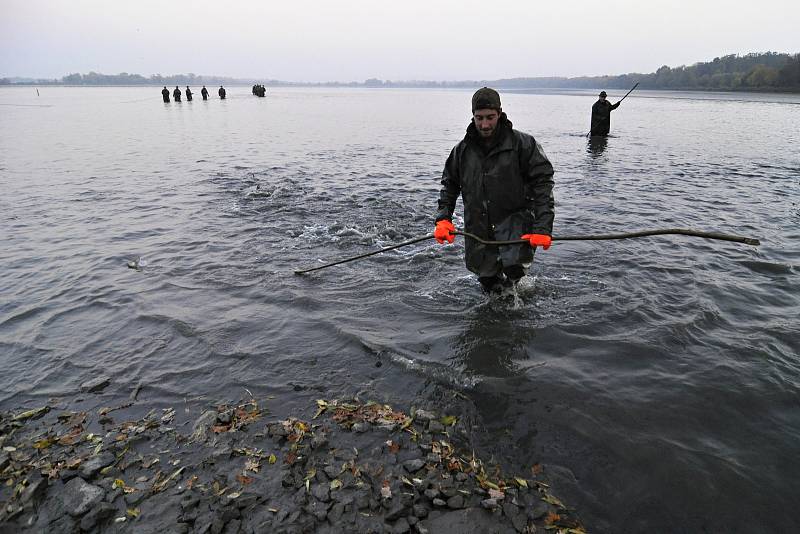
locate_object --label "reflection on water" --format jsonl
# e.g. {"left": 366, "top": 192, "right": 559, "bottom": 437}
{"left": 587, "top": 135, "right": 608, "bottom": 158}
{"left": 1, "top": 86, "right": 799, "bottom": 532}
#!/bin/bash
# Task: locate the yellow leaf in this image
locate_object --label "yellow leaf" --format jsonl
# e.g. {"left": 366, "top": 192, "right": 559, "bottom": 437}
{"left": 330, "top": 479, "right": 342, "bottom": 490}
{"left": 514, "top": 477, "right": 528, "bottom": 488}
{"left": 126, "top": 507, "right": 140, "bottom": 518}
{"left": 440, "top": 415, "right": 457, "bottom": 426}
{"left": 33, "top": 437, "right": 55, "bottom": 449}
{"left": 268, "top": 454, "right": 277, "bottom": 464}
{"left": 542, "top": 494, "right": 566, "bottom": 509}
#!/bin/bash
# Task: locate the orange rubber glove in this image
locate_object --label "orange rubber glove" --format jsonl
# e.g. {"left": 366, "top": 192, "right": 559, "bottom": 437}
{"left": 521, "top": 233, "right": 552, "bottom": 250}
{"left": 434, "top": 220, "right": 456, "bottom": 244}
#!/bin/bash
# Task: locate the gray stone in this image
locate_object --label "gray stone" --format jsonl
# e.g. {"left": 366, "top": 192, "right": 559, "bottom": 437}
{"left": 311, "top": 483, "right": 331, "bottom": 503}
{"left": 414, "top": 409, "right": 436, "bottom": 421}
{"left": 311, "top": 432, "right": 329, "bottom": 450}
{"left": 79, "top": 501, "right": 116, "bottom": 531}
{"left": 352, "top": 422, "right": 368, "bottom": 433}
{"left": 427, "top": 421, "right": 445, "bottom": 434}
{"left": 423, "top": 488, "right": 439, "bottom": 500}
{"left": 62, "top": 477, "right": 105, "bottom": 516}
{"left": 393, "top": 517, "right": 410, "bottom": 533}
{"left": 511, "top": 511, "right": 528, "bottom": 533}
{"left": 480, "top": 498, "right": 498, "bottom": 510}
{"left": 80, "top": 376, "right": 111, "bottom": 393}
{"left": 528, "top": 501, "right": 549, "bottom": 520}
{"left": 446, "top": 495, "right": 464, "bottom": 509}
{"left": 502, "top": 501, "right": 518, "bottom": 518}
{"left": 20, "top": 473, "right": 47, "bottom": 506}
{"left": 328, "top": 502, "right": 345, "bottom": 523}
{"left": 222, "top": 518, "right": 241, "bottom": 534}
{"left": 217, "top": 411, "right": 232, "bottom": 424}
{"left": 305, "top": 499, "right": 328, "bottom": 521}
{"left": 79, "top": 452, "right": 116, "bottom": 479}
{"left": 403, "top": 459, "right": 425, "bottom": 473}
{"left": 419, "top": 507, "right": 506, "bottom": 534}
{"left": 384, "top": 501, "right": 407, "bottom": 521}
{"left": 432, "top": 498, "right": 446, "bottom": 507}
{"left": 412, "top": 504, "right": 429, "bottom": 518}
{"left": 190, "top": 410, "right": 219, "bottom": 443}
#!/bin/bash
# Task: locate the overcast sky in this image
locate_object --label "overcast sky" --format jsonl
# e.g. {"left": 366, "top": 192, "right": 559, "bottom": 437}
{"left": 1, "top": 0, "right": 798, "bottom": 82}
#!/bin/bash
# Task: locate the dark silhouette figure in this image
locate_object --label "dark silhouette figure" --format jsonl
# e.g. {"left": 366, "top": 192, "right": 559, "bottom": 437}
{"left": 173, "top": 86, "right": 182, "bottom": 102}
{"left": 218, "top": 86, "right": 226, "bottom": 99}
{"left": 201, "top": 86, "right": 209, "bottom": 100}
{"left": 252, "top": 84, "right": 266, "bottom": 97}
{"left": 161, "top": 86, "right": 170, "bottom": 103}
{"left": 590, "top": 90, "right": 620, "bottom": 136}
{"left": 185, "top": 86, "right": 193, "bottom": 101}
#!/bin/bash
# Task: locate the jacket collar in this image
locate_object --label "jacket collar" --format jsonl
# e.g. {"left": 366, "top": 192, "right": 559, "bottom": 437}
{"left": 465, "top": 113, "right": 513, "bottom": 154}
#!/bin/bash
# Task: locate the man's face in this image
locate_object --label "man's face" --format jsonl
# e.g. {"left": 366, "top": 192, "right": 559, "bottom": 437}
{"left": 599, "top": 95, "right": 607, "bottom": 102}
{"left": 473, "top": 109, "right": 500, "bottom": 138}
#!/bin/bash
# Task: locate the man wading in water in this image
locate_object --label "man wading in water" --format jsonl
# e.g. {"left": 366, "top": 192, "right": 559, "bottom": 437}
{"left": 589, "top": 90, "right": 620, "bottom": 136}
{"left": 433, "top": 87, "right": 555, "bottom": 294}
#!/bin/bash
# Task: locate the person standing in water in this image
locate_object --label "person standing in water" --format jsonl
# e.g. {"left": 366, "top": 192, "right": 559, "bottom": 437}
{"left": 201, "top": 86, "right": 209, "bottom": 100}
{"left": 161, "top": 86, "right": 170, "bottom": 103}
{"left": 185, "top": 86, "right": 193, "bottom": 101}
{"left": 218, "top": 86, "right": 226, "bottom": 99}
{"left": 433, "top": 87, "right": 555, "bottom": 294}
{"left": 173, "top": 86, "right": 182, "bottom": 102}
{"left": 589, "top": 91, "right": 620, "bottom": 136}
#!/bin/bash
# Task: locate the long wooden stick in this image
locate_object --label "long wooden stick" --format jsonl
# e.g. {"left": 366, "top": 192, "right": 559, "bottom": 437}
{"left": 293, "top": 228, "right": 759, "bottom": 274}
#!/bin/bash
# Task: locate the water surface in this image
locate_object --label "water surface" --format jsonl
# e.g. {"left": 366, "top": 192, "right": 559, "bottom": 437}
{"left": 1, "top": 86, "right": 799, "bottom": 532}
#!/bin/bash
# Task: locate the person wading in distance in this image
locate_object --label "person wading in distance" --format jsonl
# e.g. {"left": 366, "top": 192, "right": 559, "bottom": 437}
{"left": 589, "top": 90, "right": 620, "bottom": 136}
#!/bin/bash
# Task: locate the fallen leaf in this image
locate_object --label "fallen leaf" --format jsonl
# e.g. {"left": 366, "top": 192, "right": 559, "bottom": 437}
{"left": 330, "top": 479, "right": 342, "bottom": 491}
{"left": 542, "top": 493, "right": 566, "bottom": 509}
{"left": 33, "top": 437, "right": 56, "bottom": 449}
{"left": 514, "top": 477, "right": 528, "bottom": 488}
{"left": 12, "top": 406, "right": 50, "bottom": 421}
{"left": 236, "top": 474, "right": 253, "bottom": 486}
{"left": 380, "top": 480, "right": 392, "bottom": 499}
{"left": 532, "top": 463, "right": 543, "bottom": 476}
{"left": 268, "top": 454, "right": 277, "bottom": 465}
{"left": 440, "top": 415, "right": 458, "bottom": 426}
{"left": 126, "top": 508, "right": 140, "bottom": 518}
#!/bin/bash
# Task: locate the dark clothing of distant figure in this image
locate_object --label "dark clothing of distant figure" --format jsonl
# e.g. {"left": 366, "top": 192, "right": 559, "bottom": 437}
{"left": 201, "top": 86, "right": 209, "bottom": 100}
{"left": 435, "top": 114, "right": 555, "bottom": 280}
{"left": 590, "top": 99, "right": 619, "bottom": 136}
{"left": 218, "top": 86, "right": 226, "bottom": 99}
{"left": 186, "top": 87, "right": 193, "bottom": 101}
{"left": 173, "top": 87, "right": 182, "bottom": 102}
{"left": 161, "top": 87, "right": 170, "bottom": 103}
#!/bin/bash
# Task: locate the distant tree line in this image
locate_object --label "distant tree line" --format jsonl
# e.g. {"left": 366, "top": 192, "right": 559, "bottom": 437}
{"left": 1, "top": 52, "right": 798, "bottom": 92}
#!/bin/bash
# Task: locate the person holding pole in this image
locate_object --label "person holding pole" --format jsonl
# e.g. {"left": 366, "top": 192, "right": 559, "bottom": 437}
{"left": 589, "top": 91, "right": 619, "bottom": 136}
{"left": 433, "top": 87, "right": 555, "bottom": 294}
{"left": 589, "top": 83, "right": 638, "bottom": 137}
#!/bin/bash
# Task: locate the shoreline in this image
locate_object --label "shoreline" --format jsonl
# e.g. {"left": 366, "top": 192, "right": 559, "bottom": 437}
{"left": 1, "top": 384, "right": 586, "bottom": 533}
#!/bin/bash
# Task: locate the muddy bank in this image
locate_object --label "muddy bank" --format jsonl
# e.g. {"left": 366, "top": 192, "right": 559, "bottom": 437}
{"left": 1, "top": 384, "right": 586, "bottom": 533}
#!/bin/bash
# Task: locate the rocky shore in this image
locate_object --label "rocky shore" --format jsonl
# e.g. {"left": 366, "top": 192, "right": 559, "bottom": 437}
{"left": 1, "top": 381, "right": 586, "bottom": 533}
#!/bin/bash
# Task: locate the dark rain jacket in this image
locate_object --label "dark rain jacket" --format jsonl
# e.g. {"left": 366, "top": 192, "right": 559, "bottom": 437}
{"left": 590, "top": 99, "right": 619, "bottom": 136}
{"left": 435, "top": 115, "right": 555, "bottom": 277}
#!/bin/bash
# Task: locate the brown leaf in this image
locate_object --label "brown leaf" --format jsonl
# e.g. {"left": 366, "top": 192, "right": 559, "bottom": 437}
{"left": 532, "top": 463, "right": 543, "bottom": 476}
{"left": 544, "top": 511, "right": 561, "bottom": 525}
{"left": 236, "top": 474, "right": 253, "bottom": 486}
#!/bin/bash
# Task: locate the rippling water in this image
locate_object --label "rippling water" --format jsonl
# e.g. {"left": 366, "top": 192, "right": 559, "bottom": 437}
{"left": 1, "top": 86, "right": 799, "bottom": 532}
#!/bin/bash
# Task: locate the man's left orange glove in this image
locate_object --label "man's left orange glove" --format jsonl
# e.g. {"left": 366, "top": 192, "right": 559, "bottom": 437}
{"left": 521, "top": 233, "right": 552, "bottom": 250}
{"left": 434, "top": 220, "right": 456, "bottom": 244}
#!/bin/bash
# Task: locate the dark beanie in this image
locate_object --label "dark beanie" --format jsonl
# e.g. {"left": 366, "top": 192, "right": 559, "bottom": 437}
{"left": 472, "top": 87, "right": 501, "bottom": 112}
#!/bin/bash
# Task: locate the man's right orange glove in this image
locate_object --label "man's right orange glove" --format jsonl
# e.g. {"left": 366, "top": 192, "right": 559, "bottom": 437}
{"left": 434, "top": 220, "right": 456, "bottom": 244}
{"left": 521, "top": 233, "right": 552, "bottom": 250}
